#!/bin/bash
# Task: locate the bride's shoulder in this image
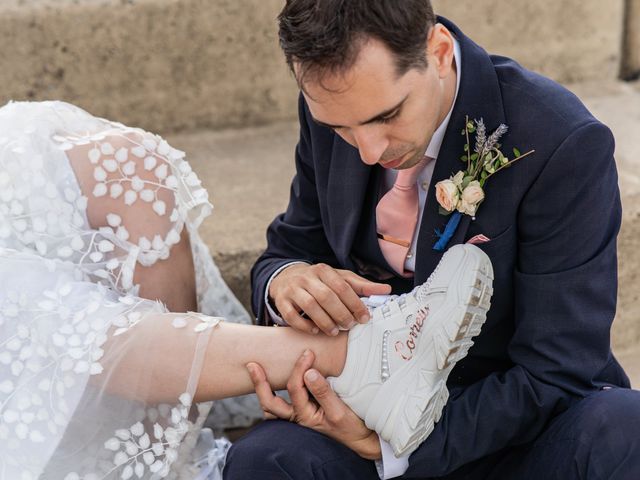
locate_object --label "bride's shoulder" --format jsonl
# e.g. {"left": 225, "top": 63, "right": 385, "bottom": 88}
{"left": 0, "top": 100, "right": 108, "bottom": 141}
{"left": 0, "top": 100, "right": 211, "bottom": 270}
{"left": 0, "top": 99, "right": 89, "bottom": 118}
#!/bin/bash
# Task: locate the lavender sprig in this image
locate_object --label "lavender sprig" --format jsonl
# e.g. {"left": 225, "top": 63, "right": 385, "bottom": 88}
{"left": 485, "top": 124, "right": 508, "bottom": 151}
{"left": 474, "top": 118, "right": 486, "bottom": 155}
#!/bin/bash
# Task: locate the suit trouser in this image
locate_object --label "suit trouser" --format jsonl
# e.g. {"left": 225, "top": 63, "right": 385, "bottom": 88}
{"left": 223, "top": 387, "right": 640, "bottom": 480}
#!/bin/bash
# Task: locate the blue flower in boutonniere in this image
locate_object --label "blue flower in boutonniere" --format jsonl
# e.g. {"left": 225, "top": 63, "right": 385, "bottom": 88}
{"left": 432, "top": 116, "right": 535, "bottom": 251}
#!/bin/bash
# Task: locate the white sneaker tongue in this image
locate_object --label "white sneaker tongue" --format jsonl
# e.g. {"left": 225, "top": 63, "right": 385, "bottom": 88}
{"left": 362, "top": 294, "right": 395, "bottom": 308}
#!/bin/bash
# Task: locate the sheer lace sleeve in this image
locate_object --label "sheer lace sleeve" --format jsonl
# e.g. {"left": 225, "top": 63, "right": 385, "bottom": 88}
{"left": 0, "top": 101, "right": 258, "bottom": 479}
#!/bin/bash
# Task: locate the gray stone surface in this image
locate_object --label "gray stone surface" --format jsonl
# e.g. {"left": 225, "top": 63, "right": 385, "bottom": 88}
{"left": 0, "top": 0, "right": 298, "bottom": 133}
{"left": 166, "top": 81, "right": 640, "bottom": 353}
{"left": 623, "top": 0, "right": 640, "bottom": 79}
{"left": 618, "top": 346, "right": 640, "bottom": 388}
{"left": 433, "top": 0, "right": 625, "bottom": 84}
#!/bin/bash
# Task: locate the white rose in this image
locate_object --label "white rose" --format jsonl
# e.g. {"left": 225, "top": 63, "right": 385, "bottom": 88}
{"left": 435, "top": 180, "right": 460, "bottom": 212}
{"left": 457, "top": 181, "right": 485, "bottom": 216}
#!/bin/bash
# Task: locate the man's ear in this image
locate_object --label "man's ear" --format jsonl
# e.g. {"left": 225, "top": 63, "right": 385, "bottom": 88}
{"left": 427, "top": 24, "right": 455, "bottom": 79}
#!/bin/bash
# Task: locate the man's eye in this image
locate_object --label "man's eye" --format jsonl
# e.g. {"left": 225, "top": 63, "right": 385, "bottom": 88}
{"left": 379, "top": 111, "right": 399, "bottom": 124}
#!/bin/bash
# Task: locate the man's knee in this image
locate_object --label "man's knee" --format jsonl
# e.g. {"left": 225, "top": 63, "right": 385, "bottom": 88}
{"left": 225, "top": 421, "right": 329, "bottom": 477}
{"left": 572, "top": 388, "right": 640, "bottom": 476}
{"left": 578, "top": 388, "right": 640, "bottom": 442}
{"left": 224, "top": 420, "right": 378, "bottom": 480}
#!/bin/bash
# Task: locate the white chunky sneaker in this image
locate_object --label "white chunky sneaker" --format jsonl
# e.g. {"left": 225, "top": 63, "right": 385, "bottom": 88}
{"left": 328, "top": 244, "right": 493, "bottom": 457}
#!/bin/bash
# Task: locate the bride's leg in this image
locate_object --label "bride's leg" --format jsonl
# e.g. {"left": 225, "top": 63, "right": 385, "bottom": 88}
{"left": 103, "top": 315, "right": 347, "bottom": 403}
{"left": 199, "top": 322, "right": 347, "bottom": 400}
{"left": 66, "top": 133, "right": 198, "bottom": 313}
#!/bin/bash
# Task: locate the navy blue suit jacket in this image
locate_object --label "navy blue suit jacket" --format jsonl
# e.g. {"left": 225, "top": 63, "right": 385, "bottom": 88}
{"left": 251, "top": 17, "right": 630, "bottom": 477}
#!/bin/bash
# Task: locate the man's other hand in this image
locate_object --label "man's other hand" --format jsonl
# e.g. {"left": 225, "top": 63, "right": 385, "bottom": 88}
{"left": 247, "top": 350, "right": 382, "bottom": 460}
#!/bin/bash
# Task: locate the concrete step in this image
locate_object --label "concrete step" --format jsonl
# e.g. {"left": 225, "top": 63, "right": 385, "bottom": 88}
{"left": 618, "top": 347, "right": 640, "bottom": 388}
{"left": 0, "top": 0, "right": 298, "bottom": 133}
{"left": 622, "top": 0, "right": 640, "bottom": 79}
{"left": 432, "top": 0, "right": 626, "bottom": 84}
{"left": 0, "top": 0, "right": 634, "bottom": 134}
{"left": 163, "top": 81, "right": 640, "bottom": 353}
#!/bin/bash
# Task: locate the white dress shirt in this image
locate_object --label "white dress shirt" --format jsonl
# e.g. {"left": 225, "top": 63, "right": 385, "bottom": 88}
{"left": 264, "top": 37, "right": 462, "bottom": 480}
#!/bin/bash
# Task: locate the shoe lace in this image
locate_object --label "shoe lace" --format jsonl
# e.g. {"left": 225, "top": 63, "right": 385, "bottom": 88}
{"left": 378, "top": 257, "right": 444, "bottom": 317}
{"left": 414, "top": 258, "right": 443, "bottom": 304}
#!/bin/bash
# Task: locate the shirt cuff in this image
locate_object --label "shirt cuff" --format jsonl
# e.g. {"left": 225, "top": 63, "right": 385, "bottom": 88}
{"left": 264, "top": 261, "right": 310, "bottom": 326}
{"left": 374, "top": 438, "right": 410, "bottom": 479}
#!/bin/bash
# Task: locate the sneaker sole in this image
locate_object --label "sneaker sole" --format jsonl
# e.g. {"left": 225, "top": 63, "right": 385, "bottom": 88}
{"left": 365, "top": 245, "right": 494, "bottom": 457}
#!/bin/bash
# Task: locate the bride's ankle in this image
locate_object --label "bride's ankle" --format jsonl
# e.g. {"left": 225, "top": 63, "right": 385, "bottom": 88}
{"left": 323, "top": 331, "right": 348, "bottom": 377}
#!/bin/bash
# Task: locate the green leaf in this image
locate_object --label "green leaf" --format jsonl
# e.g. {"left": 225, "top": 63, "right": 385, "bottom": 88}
{"left": 460, "top": 155, "right": 468, "bottom": 162}
{"left": 463, "top": 144, "right": 469, "bottom": 152}
{"left": 481, "top": 170, "right": 488, "bottom": 179}
{"left": 480, "top": 178, "right": 486, "bottom": 188}
{"left": 438, "top": 206, "right": 453, "bottom": 216}
{"left": 513, "top": 147, "right": 521, "bottom": 157}
{"left": 462, "top": 175, "right": 474, "bottom": 189}
{"left": 470, "top": 153, "right": 479, "bottom": 161}
{"left": 461, "top": 129, "right": 466, "bottom": 135}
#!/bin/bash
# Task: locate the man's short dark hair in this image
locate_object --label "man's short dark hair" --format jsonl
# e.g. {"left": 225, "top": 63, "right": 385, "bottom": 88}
{"left": 278, "top": 0, "right": 436, "bottom": 88}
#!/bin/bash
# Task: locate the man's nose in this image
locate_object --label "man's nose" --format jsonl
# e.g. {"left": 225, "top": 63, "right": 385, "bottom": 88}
{"left": 353, "top": 128, "right": 388, "bottom": 166}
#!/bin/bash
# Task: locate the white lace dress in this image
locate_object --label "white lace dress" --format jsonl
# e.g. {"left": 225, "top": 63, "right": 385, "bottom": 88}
{"left": 0, "top": 101, "right": 261, "bottom": 479}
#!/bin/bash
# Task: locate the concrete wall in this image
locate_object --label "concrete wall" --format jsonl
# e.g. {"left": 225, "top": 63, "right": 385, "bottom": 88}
{"left": 0, "top": 0, "right": 297, "bottom": 134}
{"left": 0, "top": 0, "right": 634, "bottom": 134}
{"left": 622, "top": 0, "right": 640, "bottom": 79}
{"left": 433, "top": 0, "right": 625, "bottom": 84}
{"left": 616, "top": 196, "right": 640, "bottom": 351}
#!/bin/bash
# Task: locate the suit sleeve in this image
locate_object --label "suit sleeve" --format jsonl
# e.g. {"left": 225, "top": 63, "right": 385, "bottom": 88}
{"left": 406, "top": 121, "right": 624, "bottom": 476}
{"left": 251, "top": 95, "right": 340, "bottom": 325}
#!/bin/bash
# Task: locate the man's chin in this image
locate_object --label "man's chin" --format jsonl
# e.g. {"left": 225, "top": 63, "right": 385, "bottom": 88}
{"left": 395, "top": 152, "right": 424, "bottom": 170}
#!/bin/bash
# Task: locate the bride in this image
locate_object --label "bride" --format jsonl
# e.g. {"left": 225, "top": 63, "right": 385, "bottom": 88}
{"left": 0, "top": 101, "right": 492, "bottom": 479}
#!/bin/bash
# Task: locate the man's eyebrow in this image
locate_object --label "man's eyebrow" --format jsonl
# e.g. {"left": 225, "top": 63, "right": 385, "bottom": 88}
{"left": 311, "top": 95, "right": 409, "bottom": 129}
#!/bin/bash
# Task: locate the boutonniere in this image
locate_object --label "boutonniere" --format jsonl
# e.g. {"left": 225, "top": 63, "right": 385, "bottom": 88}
{"left": 432, "top": 116, "right": 535, "bottom": 251}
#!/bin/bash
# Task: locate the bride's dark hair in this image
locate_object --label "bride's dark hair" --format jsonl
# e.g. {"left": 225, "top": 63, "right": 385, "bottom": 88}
{"left": 278, "top": 0, "right": 436, "bottom": 88}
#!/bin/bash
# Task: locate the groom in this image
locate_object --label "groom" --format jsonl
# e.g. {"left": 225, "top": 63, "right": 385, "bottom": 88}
{"left": 225, "top": 1, "right": 640, "bottom": 478}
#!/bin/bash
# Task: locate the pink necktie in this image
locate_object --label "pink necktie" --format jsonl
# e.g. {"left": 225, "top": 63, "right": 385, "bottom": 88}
{"left": 376, "top": 156, "right": 432, "bottom": 277}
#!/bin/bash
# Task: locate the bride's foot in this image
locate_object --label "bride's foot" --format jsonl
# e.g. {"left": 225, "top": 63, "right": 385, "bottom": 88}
{"left": 328, "top": 244, "right": 494, "bottom": 457}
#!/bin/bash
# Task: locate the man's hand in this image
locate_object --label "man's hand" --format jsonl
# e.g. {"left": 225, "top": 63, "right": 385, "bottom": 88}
{"left": 247, "top": 350, "right": 382, "bottom": 460}
{"left": 269, "top": 263, "right": 391, "bottom": 335}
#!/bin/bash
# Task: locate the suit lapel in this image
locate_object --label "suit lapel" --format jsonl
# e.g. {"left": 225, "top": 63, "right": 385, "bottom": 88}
{"left": 325, "top": 139, "right": 373, "bottom": 267}
{"left": 415, "top": 18, "right": 507, "bottom": 285}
